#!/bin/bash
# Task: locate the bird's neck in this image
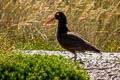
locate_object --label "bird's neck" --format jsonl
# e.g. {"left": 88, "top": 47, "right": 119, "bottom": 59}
{"left": 57, "top": 21, "right": 69, "bottom": 34}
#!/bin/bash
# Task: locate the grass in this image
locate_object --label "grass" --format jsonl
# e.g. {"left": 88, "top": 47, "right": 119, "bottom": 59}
{"left": 0, "top": 52, "right": 89, "bottom": 80}
{"left": 0, "top": 0, "right": 120, "bottom": 52}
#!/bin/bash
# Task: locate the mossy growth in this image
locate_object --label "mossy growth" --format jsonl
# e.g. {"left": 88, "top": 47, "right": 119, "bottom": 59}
{"left": 0, "top": 52, "right": 89, "bottom": 80}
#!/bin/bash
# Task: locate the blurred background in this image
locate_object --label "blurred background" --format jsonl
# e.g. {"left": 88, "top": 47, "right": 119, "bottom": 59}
{"left": 0, "top": 0, "right": 120, "bottom": 52}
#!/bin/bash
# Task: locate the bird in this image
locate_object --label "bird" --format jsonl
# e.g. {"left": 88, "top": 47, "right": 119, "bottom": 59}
{"left": 44, "top": 11, "right": 101, "bottom": 62}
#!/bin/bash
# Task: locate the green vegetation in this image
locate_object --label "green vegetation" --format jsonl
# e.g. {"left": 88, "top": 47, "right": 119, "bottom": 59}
{"left": 0, "top": 0, "right": 120, "bottom": 52}
{"left": 0, "top": 52, "right": 89, "bottom": 80}
{"left": 16, "top": 38, "right": 64, "bottom": 51}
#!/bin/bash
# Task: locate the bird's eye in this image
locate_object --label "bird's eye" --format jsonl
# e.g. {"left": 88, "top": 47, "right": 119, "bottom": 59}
{"left": 56, "top": 13, "right": 59, "bottom": 16}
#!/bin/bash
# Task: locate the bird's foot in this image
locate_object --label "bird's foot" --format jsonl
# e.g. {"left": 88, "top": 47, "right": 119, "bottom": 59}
{"left": 70, "top": 57, "right": 84, "bottom": 64}
{"left": 77, "top": 59, "right": 84, "bottom": 64}
{"left": 70, "top": 56, "right": 77, "bottom": 61}
{"left": 70, "top": 56, "right": 75, "bottom": 59}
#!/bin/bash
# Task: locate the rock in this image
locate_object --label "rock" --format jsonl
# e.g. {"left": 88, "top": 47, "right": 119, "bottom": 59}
{"left": 14, "top": 50, "right": 120, "bottom": 80}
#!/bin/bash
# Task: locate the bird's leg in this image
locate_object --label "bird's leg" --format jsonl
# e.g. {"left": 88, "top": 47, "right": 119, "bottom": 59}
{"left": 74, "top": 53, "right": 77, "bottom": 61}
{"left": 70, "top": 53, "right": 77, "bottom": 61}
{"left": 71, "top": 53, "right": 84, "bottom": 64}
{"left": 78, "top": 53, "right": 84, "bottom": 64}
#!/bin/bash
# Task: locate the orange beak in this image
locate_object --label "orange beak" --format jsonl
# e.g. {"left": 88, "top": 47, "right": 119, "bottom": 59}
{"left": 43, "top": 17, "right": 55, "bottom": 26}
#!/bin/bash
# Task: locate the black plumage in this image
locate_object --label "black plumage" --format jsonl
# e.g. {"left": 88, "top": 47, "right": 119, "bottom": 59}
{"left": 44, "top": 11, "right": 101, "bottom": 61}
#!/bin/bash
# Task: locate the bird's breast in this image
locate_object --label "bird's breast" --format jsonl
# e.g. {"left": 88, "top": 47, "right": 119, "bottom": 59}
{"left": 57, "top": 34, "right": 66, "bottom": 45}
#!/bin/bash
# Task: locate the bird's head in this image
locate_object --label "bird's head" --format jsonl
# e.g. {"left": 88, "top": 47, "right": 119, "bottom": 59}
{"left": 55, "top": 12, "right": 66, "bottom": 21}
{"left": 43, "top": 11, "right": 67, "bottom": 25}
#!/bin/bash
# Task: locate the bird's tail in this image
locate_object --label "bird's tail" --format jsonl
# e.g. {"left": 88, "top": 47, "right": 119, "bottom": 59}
{"left": 95, "top": 49, "right": 102, "bottom": 54}
{"left": 89, "top": 46, "right": 102, "bottom": 54}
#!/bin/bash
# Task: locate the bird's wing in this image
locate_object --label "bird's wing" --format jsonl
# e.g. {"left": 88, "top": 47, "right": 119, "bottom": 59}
{"left": 59, "top": 32, "right": 89, "bottom": 47}
{"left": 58, "top": 32, "right": 100, "bottom": 52}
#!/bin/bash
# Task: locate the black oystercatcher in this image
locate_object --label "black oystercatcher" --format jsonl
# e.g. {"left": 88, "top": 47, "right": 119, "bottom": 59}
{"left": 44, "top": 11, "right": 101, "bottom": 61}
